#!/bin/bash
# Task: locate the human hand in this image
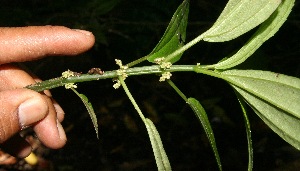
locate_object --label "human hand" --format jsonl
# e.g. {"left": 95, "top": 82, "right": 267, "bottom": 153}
{"left": 0, "top": 26, "right": 95, "bottom": 158}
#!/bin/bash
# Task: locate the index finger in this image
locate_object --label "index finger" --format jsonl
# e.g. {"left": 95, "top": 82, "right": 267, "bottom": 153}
{"left": 0, "top": 26, "right": 95, "bottom": 64}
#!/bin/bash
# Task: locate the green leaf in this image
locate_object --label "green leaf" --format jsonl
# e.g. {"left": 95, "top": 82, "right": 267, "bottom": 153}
{"left": 235, "top": 94, "right": 253, "bottom": 171}
{"left": 202, "top": 0, "right": 281, "bottom": 42}
{"left": 234, "top": 85, "right": 300, "bottom": 150}
{"left": 187, "top": 98, "right": 222, "bottom": 171}
{"left": 119, "top": 77, "right": 171, "bottom": 170}
{"left": 211, "top": 0, "right": 295, "bottom": 69}
{"left": 222, "top": 70, "right": 300, "bottom": 118}
{"left": 145, "top": 118, "right": 172, "bottom": 171}
{"left": 221, "top": 70, "right": 300, "bottom": 149}
{"left": 71, "top": 88, "right": 99, "bottom": 139}
{"left": 147, "top": 0, "right": 189, "bottom": 64}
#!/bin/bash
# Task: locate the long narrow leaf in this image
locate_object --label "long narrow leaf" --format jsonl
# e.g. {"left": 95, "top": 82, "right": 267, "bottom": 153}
{"left": 235, "top": 94, "right": 253, "bottom": 171}
{"left": 71, "top": 88, "right": 99, "bottom": 139}
{"left": 220, "top": 70, "right": 300, "bottom": 149}
{"left": 234, "top": 85, "right": 300, "bottom": 150}
{"left": 145, "top": 118, "right": 172, "bottom": 171}
{"left": 118, "top": 77, "right": 171, "bottom": 170}
{"left": 202, "top": 0, "right": 281, "bottom": 42}
{"left": 211, "top": 0, "right": 295, "bottom": 69}
{"left": 147, "top": 0, "right": 189, "bottom": 63}
{"left": 187, "top": 98, "right": 222, "bottom": 171}
{"left": 222, "top": 70, "right": 300, "bottom": 118}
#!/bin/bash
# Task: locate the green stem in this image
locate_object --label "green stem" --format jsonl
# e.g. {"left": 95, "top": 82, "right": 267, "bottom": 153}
{"left": 164, "top": 34, "right": 205, "bottom": 62}
{"left": 26, "top": 65, "right": 195, "bottom": 92}
{"left": 127, "top": 33, "right": 205, "bottom": 66}
{"left": 26, "top": 64, "right": 221, "bottom": 92}
{"left": 119, "top": 76, "right": 146, "bottom": 122}
{"left": 167, "top": 80, "right": 188, "bottom": 102}
{"left": 193, "top": 66, "right": 223, "bottom": 79}
{"left": 126, "top": 55, "right": 150, "bottom": 67}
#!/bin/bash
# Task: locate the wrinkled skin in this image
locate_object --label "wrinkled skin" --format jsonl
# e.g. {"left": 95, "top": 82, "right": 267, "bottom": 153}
{"left": 0, "top": 26, "right": 95, "bottom": 158}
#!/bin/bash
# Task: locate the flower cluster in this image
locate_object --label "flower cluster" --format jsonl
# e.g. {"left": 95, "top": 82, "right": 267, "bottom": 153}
{"left": 113, "top": 59, "right": 128, "bottom": 89}
{"left": 159, "top": 72, "right": 172, "bottom": 82}
{"left": 61, "top": 70, "right": 77, "bottom": 89}
{"left": 154, "top": 57, "right": 172, "bottom": 69}
{"left": 154, "top": 57, "right": 172, "bottom": 81}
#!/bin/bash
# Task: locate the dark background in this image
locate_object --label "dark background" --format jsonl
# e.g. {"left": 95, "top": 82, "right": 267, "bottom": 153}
{"left": 0, "top": 0, "right": 299, "bottom": 170}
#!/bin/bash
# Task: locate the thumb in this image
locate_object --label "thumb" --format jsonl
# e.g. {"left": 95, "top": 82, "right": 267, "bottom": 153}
{"left": 0, "top": 89, "right": 48, "bottom": 144}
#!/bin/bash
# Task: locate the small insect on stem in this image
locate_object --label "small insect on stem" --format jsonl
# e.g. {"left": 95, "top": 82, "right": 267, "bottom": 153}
{"left": 88, "top": 68, "right": 104, "bottom": 75}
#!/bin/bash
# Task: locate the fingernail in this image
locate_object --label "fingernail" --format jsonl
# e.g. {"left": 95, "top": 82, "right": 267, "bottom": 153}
{"left": 18, "top": 98, "right": 48, "bottom": 128}
{"left": 57, "top": 119, "right": 67, "bottom": 141}
{"left": 73, "top": 29, "right": 92, "bottom": 36}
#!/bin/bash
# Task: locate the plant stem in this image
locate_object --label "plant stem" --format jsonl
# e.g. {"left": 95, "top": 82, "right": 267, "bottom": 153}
{"left": 119, "top": 76, "right": 146, "bottom": 122}
{"left": 164, "top": 34, "right": 204, "bottom": 62}
{"left": 126, "top": 33, "right": 205, "bottom": 66}
{"left": 26, "top": 64, "right": 222, "bottom": 92}
{"left": 193, "top": 66, "right": 223, "bottom": 79}
{"left": 167, "top": 80, "right": 188, "bottom": 102}
{"left": 26, "top": 65, "right": 195, "bottom": 92}
{"left": 126, "top": 55, "right": 150, "bottom": 67}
